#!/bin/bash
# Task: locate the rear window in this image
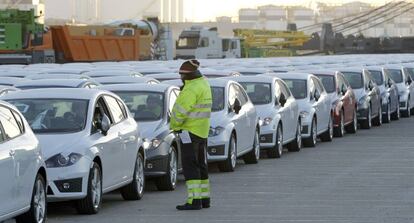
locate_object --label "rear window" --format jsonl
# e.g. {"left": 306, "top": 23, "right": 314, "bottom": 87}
{"left": 314, "top": 75, "right": 335, "bottom": 93}
{"left": 342, "top": 72, "right": 364, "bottom": 89}
{"left": 388, "top": 69, "right": 403, "bottom": 83}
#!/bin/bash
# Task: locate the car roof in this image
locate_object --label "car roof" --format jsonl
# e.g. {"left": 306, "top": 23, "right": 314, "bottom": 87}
{"left": 268, "top": 72, "right": 313, "bottom": 80}
{"left": 1, "top": 88, "right": 106, "bottom": 100}
{"left": 14, "top": 79, "right": 94, "bottom": 88}
{"left": 302, "top": 70, "right": 337, "bottom": 76}
{"left": 98, "top": 83, "right": 176, "bottom": 92}
{"left": 208, "top": 78, "right": 234, "bottom": 87}
{"left": 225, "top": 75, "right": 279, "bottom": 83}
{"left": 93, "top": 76, "right": 158, "bottom": 84}
{"left": 337, "top": 67, "right": 365, "bottom": 73}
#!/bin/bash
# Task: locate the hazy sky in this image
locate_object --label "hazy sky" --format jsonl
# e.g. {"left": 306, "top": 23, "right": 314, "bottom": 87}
{"left": 44, "top": 0, "right": 389, "bottom": 22}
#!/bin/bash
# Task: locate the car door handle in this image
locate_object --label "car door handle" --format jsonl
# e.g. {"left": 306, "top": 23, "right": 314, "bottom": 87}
{"left": 9, "top": 150, "right": 15, "bottom": 157}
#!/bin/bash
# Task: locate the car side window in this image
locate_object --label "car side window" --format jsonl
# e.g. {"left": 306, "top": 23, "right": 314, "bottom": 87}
{"left": 0, "top": 124, "right": 5, "bottom": 142}
{"left": 313, "top": 77, "right": 326, "bottom": 93}
{"left": 278, "top": 80, "right": 292, "bottom": 98}
{"left": 274, "top": 81, "right": 282, "bottom": 100}
{"left": 104, "top": 96, "right": 126, "bottom": 124}
{"left": 337, "top": 74, "right": 347, "bottom": 93}
{"left": 116, "top": 99, "right": 128, "bottom": 118}
{"left": 92, "top": 98, "right": 113, "bottom": 133}
{"left": 11, "top": 109, "right": 25, "bottom": 133}
{"left": 309, "top": 77, "right": 316, "bottom": 95}
{"left": 228, "top": 84, "right": 237, "bottom": 106}
{"left": 0, "top": 106, "right": 22, "bottom": 139}
{"left": 234, "top": 84, "right": 248, "bottom": 106}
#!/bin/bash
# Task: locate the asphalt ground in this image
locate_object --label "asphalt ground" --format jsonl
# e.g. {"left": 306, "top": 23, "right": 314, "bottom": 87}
{"left": 7, "top": 116, "right": 414, "bottom": 223}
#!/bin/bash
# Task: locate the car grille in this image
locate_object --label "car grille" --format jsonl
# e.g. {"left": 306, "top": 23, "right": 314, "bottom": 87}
{"left": 260, "top": 134, "right": 273, "bottom": 143}
{"left": 208, "top": 145, "right": 225, "bottom": 155}
{"left": 400, "top": 102, "right": 406, "bottom": 108}
{"left": 54, "top": 178, "right": 82, "bottom": 193}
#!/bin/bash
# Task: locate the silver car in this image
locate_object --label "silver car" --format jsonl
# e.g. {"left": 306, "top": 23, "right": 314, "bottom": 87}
{"left": 384, "top": 65, "right": 414, "bottom": 117}
{"left": 207, "top": 79, "right": 260, "bottom": 172}
{"left": 100, "top": 84, "right": 182, "bottom": 191}
{"left": 93, "top": 76, "right": 160, "bottom": 85}
{"left": 3, "top": 89, "right": 145, "bottom": 215}
{"left": 14, "top": 79, "right": 100, "bottom": 90}
{"left": 228, "top": 76, "right": 302, "bottom": 158}
{"left": 0, "top": 101, "right": 47, "bottom": 223}
{"left": 269, "top": 73, "right": 333, "bottom": 147}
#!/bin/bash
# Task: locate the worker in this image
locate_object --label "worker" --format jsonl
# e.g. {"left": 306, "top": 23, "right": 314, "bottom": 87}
{"left": 170, "top": 59, "right": 212, "bottom": 211}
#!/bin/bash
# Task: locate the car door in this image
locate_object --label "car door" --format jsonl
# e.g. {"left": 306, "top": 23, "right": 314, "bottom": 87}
{"left": 233, "top": 84, "right": 253, "bottom": 152}
{"left": 228, "top": 84, "right": 246, "bottom": 153}
{"left": 404, "top": 69, "right": 414, "bottom": 107}
{"left": 0, "top": 124, "right": 16, "bottom": 217}
{"left": 276, "top": 80, "right": 295, "bottom": 141}
{"left": 103, "top": 95, "right": 137, "bottom": 183}
{"left": 311, "top": 77, "right": 327, "bottom": 133}
{"left": 366, "top": 71, "right": 381, "bottom": 116}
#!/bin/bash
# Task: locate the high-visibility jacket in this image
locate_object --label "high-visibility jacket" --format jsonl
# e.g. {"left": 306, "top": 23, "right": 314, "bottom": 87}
{"left": 170, "top": 77, "right": 212, "bottom": 138}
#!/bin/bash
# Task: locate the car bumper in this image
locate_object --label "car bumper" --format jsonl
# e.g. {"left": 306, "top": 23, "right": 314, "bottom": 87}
{"left": 144, "top": 143, "right": 170, "bottom": 177}
{"left": 357, "top": 107, "right": 369, "bottom": 120}
{"left": 399, "top": 100, "right": 409, "bottom": 111}
{"left": 46, "top": 157, "right": 91, "bottom": 202}
{"left": 301, "top": 120, "right": 312, "bottom": 138}
{"left": 207, "top": 134, "right": 229, "bottom": 162}
{"left": 259, "top": 126, "right": 276, "bottom": 149}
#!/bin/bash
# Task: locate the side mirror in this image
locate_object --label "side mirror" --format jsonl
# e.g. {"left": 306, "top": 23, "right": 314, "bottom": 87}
{"left": 279, "top": 94, "right": 287, "bottom": 107}
{"left": 233, "top": 99, "right": 242, "bottom": 114}
{"left": 407, "top": 78, "right": 412, "bottom": 85}
{"left": 314, "top": 91, "right": 321, "bottom": 101}
{"left": 368, "top": 81, "right": 374, "bottom": 90}
{"left": 100, "top": 114, "right": 111, "bottom": 136}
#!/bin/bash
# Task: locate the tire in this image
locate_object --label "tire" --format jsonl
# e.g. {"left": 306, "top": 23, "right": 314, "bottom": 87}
{"left": 267, "top": 124, "right": 283, "bottom": 158}
{"left": 243, "top": 128, "right": 260, "bottom": 164}
{"left": 373, "top": 105, "right": 382, "bottom": 126}
{"left": 76, "top": 162, "right": 102, "bottom": 215}
{"left": 303, "top": 118, "right": 317, "bottom": 147}
{"left": 360, "top": 105, "right": 372, "bottom": 129}
{"left": 401, "top": 100, "right": 410, "bottom": 117}
{"left": 391, "top": 103, "right": 400, "bottom": 120}
{"left": 320, "top": 114, "right": 333, "bottom": 142}
{"left": 345, "top": 110, "right": 357, "bottom": 134}
{"left": 287, "top": 120, "right": 302, "bottom": 152}
{"left": 333, "top": 111, "right": 345, "bottom": 137}
{"left": 218, "top": 135, "right": 237, "bottom": 172}
{"left": 155, "top": 147, "right": 178, "bottom": 191}
{"left": 16, "top": 173, "right": 47, "bottom": 223}
{"left": 383, "top": 103, "right": 391, "bottom": 123}
{"left": 121, "top": 153, "right": 145, "bottom": 200}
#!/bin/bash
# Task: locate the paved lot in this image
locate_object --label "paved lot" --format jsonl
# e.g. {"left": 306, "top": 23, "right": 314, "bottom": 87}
{"left": 9, "top": 118, "right": 414, "bottom": 223}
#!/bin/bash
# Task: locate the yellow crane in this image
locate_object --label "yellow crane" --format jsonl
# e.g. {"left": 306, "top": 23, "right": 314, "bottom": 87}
{"left": 233, "top": 29, "right": 311, "bottom": 57}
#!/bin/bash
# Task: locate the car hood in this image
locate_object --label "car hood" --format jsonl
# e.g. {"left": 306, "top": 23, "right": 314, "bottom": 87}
{"left": 210, "top": 111, "right": 228, "bottom": 127}
{"left": 255, "top": 104, "right": 275, "bottom": 119}
{"left": 395, "top": 83, "right": 406, "bottom": 92}
{"left": 36, "top": 132, "right": 89, "bottom": 159}
{"left": 327, "top": 93, "right": 338, "bottom": 104}
{"left": 137, "top": 120, "right": 165, "bottom": 139}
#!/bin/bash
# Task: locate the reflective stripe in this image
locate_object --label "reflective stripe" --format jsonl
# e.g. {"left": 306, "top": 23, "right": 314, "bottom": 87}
{"left": 194, "top": 103, "right": 212, "bottom": 109}
{"left": 187, "top": 184, "right": 199, "bottom": 189}
{"left": 200, "top": 192, "right": 210, "bottom": 197}
{"left": 200, "top": 184, "right": 209, "bottom": 189}
{"left": 188, "top": 111, "right": 211, "bottom": 118}
{"left": 172, "top": 111, "right": 184, "bottom": 123}
{"left": 174, "top": 104, "right": 189, "bottom": 115}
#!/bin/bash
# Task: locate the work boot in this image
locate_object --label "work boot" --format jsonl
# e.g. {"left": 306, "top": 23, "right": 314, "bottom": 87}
{"left": 176, "top": 199, "right": 202, "bottom": 211}
{"left": 201, "top": 198, "right": 210, "bottom": 208}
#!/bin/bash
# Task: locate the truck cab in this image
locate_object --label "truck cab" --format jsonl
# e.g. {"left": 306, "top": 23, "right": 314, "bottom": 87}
{"left": 176, "top": 26, "right": 240, "bottom": 59}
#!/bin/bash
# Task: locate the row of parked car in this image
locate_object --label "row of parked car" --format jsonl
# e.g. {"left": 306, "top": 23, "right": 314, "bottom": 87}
{"left": 2, "top": 54, "right": 414, "bottom": 223}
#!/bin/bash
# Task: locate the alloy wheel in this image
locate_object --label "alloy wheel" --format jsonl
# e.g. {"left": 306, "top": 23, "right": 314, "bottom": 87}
{"left": 34, "top": 178, "right": 46, "bottom": 223}
{"left": 277, "top": 127, "right": 283, "bottom": 156}
{"left": 170, "top": 149, "right": 178, "bottom": 188}
{"left": 254, "top": 131, "right": 260, "bottom": 160}
{"left": 136, "top": 155, "right": 145, "bottom": 196}
{"left": 91, "top": 167, "right": 102, "bottom": 209}
{"left": 230, "top": 138, "right": 237, "bottom": 169}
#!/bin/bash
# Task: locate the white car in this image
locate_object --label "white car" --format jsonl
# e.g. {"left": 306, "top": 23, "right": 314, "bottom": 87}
{"left": 207, "top": 79, "right": 260, "bottom": 172}
{"left": 3, "top": 88, "right": 145, "bottom": 215}
{"left": 228, "top": 76, "right": 302, "bottom": 158}
{"left": 268, "top": 73, "right": 333, "bottom": 147}
{"left": 0, "top": 101, "right": 47, "bottom": 223}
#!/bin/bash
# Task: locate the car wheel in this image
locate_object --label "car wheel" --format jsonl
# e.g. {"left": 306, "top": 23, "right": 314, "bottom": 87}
{"left": 15, "top": 173, "right": 47, "bottom": 223}
{"left": 76, "top": 162, "right": 102, "bottom": 214}
{"left": 218, "top": 134, "right": 237, "bottom": 172}
{"left": 243, "top": 128, "right": 260, "bottom": 164}
{"left": 383, "top": 103, "right": 391, "bottom": 123}
{"left": 267, "top": 124, "right": 283, "bottom": 158}
{"left": 373, "top": 105, "right": 382, "bottom": 126}
{"left": 320, "top": 114, "right": 333, "bottom": 142}
{"left": 155, "top": 147, "right": 178, "bottom": 191}
{"left": 288, "top": 120, "right": 302, "bottom": 152}
{"left": 121, "top": 153, "right": 145, "bottom": 200}
{"left": 334, "top": 111, "right": 345, "bottom": 137}
{"left": 303, "top": 118, "right": 317, "bottom": 147}
{"left": 360, "top": 105, "right": 372, "bottom": 129}
{"left": 402, "top": 99, "right": 410, "bottom": 117}
{"left": 345, "top": 110, "right": 357, "bottom": 134}
{"left": 392, "top": 103, "right": 400, "bottom": 120}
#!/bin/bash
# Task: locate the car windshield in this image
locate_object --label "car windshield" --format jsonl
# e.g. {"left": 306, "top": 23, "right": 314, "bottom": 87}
{"left": 240, "top": 83, "right": 272, "bottom": 105}
{"left": 283, "top": 79, "right": 307, "bottom": 99}
{"left": 315, "top": 75, "right": 335, "bottom": 93}
{"left": 369, "top": 70, "right": 384, "bottom": 85}
{"left": 7, "top": 99, "right": 88, "bottom": 133}
{"left": 211, "top": 87, "right": 225, "bottom": 112}
{"left": 177, "top": 37, "right": 199, "bottom": 49}
{"left": 342, "top": 72, "right": 364, "bottom": 89}
{"left": 114, "top": 91, "right": 164, "bottom": 121}
{"left": 388, "top": 69, "right": 403, "bottom": 83}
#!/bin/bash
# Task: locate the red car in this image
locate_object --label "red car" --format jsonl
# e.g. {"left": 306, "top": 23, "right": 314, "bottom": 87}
{"left": 309, "top": 70, "right": 358, "bottom": 137}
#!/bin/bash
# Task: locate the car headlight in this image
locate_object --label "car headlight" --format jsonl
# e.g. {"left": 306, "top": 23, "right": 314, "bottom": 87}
{"left": 262, "top": 117, "right": 273, "bottom": 126}
{"left": 143, "top": 138, "right": 161, "bottom": 150}
{"left": 300, "top": 111, "right": 309, "bottom": 119}
{"left": 209, "top": 126, "right": 224, "bottom": 137}
{"left": 46, "top": 153, "right": 82, "bottom": 168}
{"left": 358, "top": 97, "right": 368, "bottom": 107}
